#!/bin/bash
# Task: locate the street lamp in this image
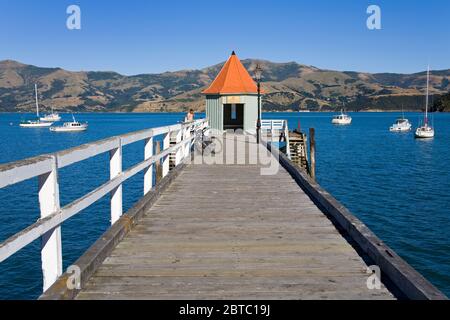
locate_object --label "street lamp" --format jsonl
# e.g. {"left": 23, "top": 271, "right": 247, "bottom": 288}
{"left": 254, "top": 64, "right": 262, "bottom": 144}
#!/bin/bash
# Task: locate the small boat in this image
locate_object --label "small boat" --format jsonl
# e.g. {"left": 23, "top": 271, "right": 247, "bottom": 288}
{"left": 332, "top": 110, "right": 352, "bottom": 125}
{"left": 415, "top": 125, "right": 434, "bottom": 139}
{"left": 40, "top": 110, "right": 61, "bottom": 122}
{"left": 389, "top": 105, "right": 412, "bottom": 132}
{"left": 390, "top": 107, "right": 412, "bottom": 132}
{"left": 20, "top": 120, "right": 53, "bottom": 128}
{"left": 390, "top": 118, "right": 412, "bottom": 132}
{"left": 415, "top": 66, "right": 435, "bottom": 139}
{"left": 20, "top": 84, "right": 54, "bottom": 128}
{"left": 50, "top": 115, "right": 88, "bottom": 132}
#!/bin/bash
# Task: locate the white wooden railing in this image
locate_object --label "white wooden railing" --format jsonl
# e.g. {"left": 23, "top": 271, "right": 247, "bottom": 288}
{"left": 261, "top": 119, "right": 286, "bottom": 133}
{"left": 0, "top": 118, "right": 208, "bottom": 292}
{"left": 261, "top": 119, "right": 291, "bottom": 159}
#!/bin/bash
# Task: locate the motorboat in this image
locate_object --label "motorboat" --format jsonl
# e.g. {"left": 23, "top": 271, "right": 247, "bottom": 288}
{"left": 50, "top": 115, "right": 88, "bottom": 132}
{"left": 332, "top": 110, "right": 352, "bottom": 125}
{"left": 40, "top": 110, "right": 61, "bottom": 122}
{"left": 390, "top": 118, "right": 412, "bottom": 132}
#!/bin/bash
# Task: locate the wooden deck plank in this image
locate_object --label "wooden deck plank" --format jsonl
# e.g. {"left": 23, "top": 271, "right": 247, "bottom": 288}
{"left": 76, "top": 138, "right": 395, "bottom": 300}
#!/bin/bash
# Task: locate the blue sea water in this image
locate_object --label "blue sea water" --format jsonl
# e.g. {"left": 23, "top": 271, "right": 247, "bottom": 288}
{"left": 0, "top": 112, "right": 449, "bottom": 299}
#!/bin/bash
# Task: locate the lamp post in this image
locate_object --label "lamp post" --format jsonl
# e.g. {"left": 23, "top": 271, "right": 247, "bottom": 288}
{"left": 254, "top": 64, "right": 262, "bottom": 144}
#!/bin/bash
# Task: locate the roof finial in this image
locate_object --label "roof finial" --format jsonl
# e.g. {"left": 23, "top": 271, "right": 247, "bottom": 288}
{"left": 231, "top": 51, "right": 236, "bottom": 56}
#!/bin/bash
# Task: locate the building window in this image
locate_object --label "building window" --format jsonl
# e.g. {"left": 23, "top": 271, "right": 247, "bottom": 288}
{"left": 231, "top": 104, "right": 237, "bottom": 120}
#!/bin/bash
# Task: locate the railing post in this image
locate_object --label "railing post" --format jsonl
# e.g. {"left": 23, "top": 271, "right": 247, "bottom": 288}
{"left": 155, "top": 140, "right": 162, "bottom": 184}
{"left": 309, "top": 128, "right": 316, "bottom": 181}
{"left": 285, "top": 122, "right": 291, "bottom": 160}
{"left": 183, "top": 125, "right": 192, "bottom": 160}
{"left": 144, "top": 137, "right": 154, "bottom": 195}
{"left": 162, "top": 131, "right": 170, "bottom": 177}
{"left": 110, "top": 139, "right": 123, "bottom": 224}
{"left": 38, "top": 155, "right": 62, "bottom": 292}
{"left": 174, "top": 128, "right": 183, "bottom": 166}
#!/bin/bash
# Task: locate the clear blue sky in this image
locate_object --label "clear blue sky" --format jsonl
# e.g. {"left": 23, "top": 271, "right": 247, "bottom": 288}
{"left": 0, "top": 0, "right": 449, "bottom": 75}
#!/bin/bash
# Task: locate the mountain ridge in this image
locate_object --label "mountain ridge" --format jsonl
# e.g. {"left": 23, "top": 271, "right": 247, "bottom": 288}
{"left": 1, "top": 59, "right": 449, "bottom": 113}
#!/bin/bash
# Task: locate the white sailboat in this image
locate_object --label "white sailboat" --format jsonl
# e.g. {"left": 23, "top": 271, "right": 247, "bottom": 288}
{"left": 20, "top": 84, "right": 54, "bottom": 128}
{"left": 50, "top": 114, "right": 88, "bottom": 132}
{"left": 415, "top": 66, "right": 435, "bottom": 139}
{"left": 332, "top": 109, "right": 352, "bottom": 125}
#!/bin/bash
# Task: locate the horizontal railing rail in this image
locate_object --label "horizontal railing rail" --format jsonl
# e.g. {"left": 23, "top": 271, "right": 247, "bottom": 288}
{"left": 261, "top": 119, "right": 286, "bottom": 132}
{"left": 0, "top": 118, "right": 208, "bottom": 293}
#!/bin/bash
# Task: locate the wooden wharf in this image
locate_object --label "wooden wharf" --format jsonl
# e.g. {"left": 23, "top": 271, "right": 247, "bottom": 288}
{"left": 0, "top": 119, "right": 446, "bottom": 300}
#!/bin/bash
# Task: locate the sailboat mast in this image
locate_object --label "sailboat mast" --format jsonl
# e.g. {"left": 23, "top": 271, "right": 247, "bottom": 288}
{"left": 425, "top": 66, "right": 430, "bottom": 124}
{"left": 34, "top": 84, "right": 39, "bottom": 118}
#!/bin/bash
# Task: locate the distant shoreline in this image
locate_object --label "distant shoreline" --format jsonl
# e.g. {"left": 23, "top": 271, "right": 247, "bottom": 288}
{"left": 1, "top": 110, "right": 447, "bottom": 114}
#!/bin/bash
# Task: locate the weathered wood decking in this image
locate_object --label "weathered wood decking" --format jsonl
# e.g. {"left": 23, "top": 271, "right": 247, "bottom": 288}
{"left": 74, "top": 137, "right": 395, "bottom": 300}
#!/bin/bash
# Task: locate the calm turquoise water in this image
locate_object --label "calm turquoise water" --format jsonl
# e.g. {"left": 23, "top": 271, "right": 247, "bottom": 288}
{"left": 0, "top": 112, "right": 449, "bottom": 299}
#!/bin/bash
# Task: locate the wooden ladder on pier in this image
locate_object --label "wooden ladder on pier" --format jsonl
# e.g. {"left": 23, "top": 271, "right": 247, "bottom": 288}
{"left": 287, "top": 131, "right": 309, "bottom": 172}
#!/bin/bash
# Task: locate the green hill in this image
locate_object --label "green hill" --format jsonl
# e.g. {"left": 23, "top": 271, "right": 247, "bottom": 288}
{"left": 433, "top": 92, "right": 450, "bottom": 112}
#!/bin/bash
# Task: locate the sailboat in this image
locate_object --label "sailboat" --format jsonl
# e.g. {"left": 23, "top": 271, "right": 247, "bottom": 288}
{"left": 415, "top": 66, "right": 435, "bottom": 139}
{"left": 390, "top": 105, "right": 411, "bottom": 132}
{"left": 20, "top": 84, "right": 54, "bottom": 128}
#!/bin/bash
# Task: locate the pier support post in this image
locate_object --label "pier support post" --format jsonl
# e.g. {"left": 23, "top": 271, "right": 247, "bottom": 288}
{"left": 38, "top": 156, "right": 62, "bottom": 292}
{"left": 309, "top": 128, "right": 316, "bottom": 181}
{"left": 162, "top": 132, "right": 170, "bottom": 177}
{"left": 144, "top": 137, "right": 154, "bottom": 195}
{"left": 110, "top": 140, "right": 123, "bottom": 224}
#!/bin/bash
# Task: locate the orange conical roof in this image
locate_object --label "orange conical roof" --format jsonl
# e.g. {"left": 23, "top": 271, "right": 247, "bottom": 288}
{"left": 203, "top": 51, "right": 259, "bottom": 95}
